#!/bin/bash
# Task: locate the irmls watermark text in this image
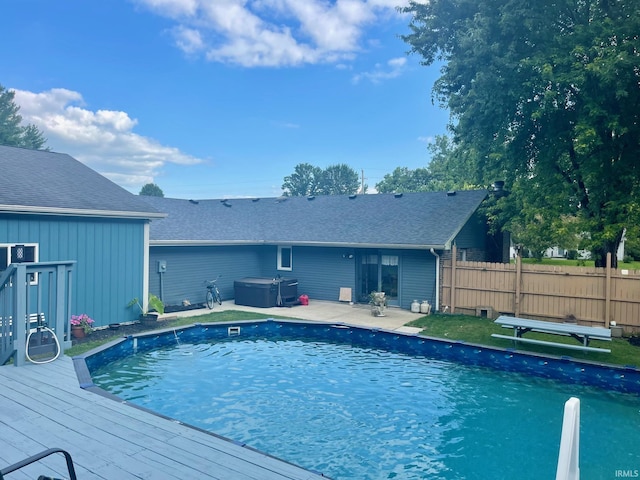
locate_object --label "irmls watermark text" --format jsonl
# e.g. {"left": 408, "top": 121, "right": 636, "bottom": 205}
{"left": 615, "top": 470, "right": 639, "bottom": 478}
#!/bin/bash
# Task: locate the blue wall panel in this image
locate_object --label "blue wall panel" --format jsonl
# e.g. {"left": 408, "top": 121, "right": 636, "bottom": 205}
{"left": 455, "top": 212, "right": 487, "bottom": 249}
{"left": 258, "top": 245, "right": 278, "bottom": 277}
{"left": 149, "top": 244, "right": 439, "bottom": 312}
{"left": 0, "top": 214, "right": 147, "bottom": 327}
{"left": 399, "top": 250, "right": 437, "bottom": 310}
{"left": 149, "top": 245, "right": 266, "bottom": 306}
{"left": 282, "top": 246, "right": 355, "bottom": 302}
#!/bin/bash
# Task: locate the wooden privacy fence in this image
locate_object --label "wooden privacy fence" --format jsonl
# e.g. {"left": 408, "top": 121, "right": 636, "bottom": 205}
{"left": 441, "top": 250, "right": 640, "bottom": 333}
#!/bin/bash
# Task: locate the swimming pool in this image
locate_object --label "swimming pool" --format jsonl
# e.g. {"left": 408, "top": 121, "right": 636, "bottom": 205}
{"left": 83, "top": 320, "right": 640, "bottom": 479}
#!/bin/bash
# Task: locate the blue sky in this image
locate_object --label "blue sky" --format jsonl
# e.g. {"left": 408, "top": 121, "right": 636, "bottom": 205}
{"left": 2, "top": 0, "right": 449, "bottom": 199}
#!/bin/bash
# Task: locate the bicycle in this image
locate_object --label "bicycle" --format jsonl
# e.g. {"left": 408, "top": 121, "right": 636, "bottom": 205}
{"left": 205, "top": 276, "right": 222, "bottom": 309}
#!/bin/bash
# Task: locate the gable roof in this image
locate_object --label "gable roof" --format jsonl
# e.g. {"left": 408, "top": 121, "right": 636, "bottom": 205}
{"left": 0, "top": 145, "right": 163, "bottom": 219}
{"left": 142, "top": 190, "right": 488, "bottom": 249}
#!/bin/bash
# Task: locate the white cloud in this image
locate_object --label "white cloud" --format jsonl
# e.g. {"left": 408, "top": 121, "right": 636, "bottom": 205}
{"left": 173, "top": 26, "right": 205, "bottom": 54}
{"left": 351, "top": 56, "right": 407, "bottom": 84}
{"left": 13, "top": 88, "right": 205, "bottom": 191}
{"left": 135, "top": 0, "right": 412, "bottom": 67}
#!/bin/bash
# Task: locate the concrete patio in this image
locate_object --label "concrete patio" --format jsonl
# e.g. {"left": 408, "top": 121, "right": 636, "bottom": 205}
{"left": 165, "top": 299, "right": 426, "bottom": 334}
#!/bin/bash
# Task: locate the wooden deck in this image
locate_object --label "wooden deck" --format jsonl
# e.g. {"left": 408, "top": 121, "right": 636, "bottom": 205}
{"left": 0, "top": 356, "right": 326, "bottom": 480}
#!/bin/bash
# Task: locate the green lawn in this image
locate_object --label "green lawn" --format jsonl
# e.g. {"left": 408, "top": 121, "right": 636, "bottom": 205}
{"left": 518, "top": 258, "right": 640, "bottom": 269}
{"left": 406, "top": 313, "right": 640, "bottom": 368}
{"left": 66, "top": 310, "right": 640, "bottom": 369}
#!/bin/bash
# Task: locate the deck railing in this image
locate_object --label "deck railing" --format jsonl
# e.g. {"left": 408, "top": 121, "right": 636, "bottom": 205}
{"left": 0, "top": 261, "right": 75, "bottom": 366}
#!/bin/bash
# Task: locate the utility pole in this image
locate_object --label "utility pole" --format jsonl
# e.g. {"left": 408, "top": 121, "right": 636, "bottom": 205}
{"left": 361, "top": 169, "right": 366, "bottom": 194}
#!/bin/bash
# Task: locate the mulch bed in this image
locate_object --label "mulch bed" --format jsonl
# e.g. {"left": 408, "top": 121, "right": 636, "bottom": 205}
{"left": 71, "top": 322, "right": 164, "bottom": 346}
{"left": 73, "top": 303, "right": 209, "bottom": 346}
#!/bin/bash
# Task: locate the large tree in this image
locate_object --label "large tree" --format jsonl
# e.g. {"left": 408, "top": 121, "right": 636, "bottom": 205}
{"left": 402, "top": 0, "right": 640, "bottom": 266}
{"left": 139, "top": 183, "right": 165, "bottom": 197}
{"left": 282, "top": 163, "right": 360, "bottom": 196}
{"left": 0, "top": 84, "right": 47, "bottom": 150}
{"left": 319, "top": 164, "right": 360, "bottom": 195}
{"left": 376, "top": 135, "right": 481, "bottom": 193}
{"left": 282, "top": 163, "right": 323, "bottom": 196}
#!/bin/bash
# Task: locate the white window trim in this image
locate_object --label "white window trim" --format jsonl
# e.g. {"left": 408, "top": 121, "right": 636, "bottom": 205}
{"left": 277, "top": 246, "right": 293, "bottom": 271}
{"left": 0, "top": 243, "right": 39, "bottom": 285}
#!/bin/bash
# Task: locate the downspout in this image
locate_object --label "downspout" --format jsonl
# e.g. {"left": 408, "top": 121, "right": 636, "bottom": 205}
{"left": 429, "top": 248, "right": 440, "bottom": 312}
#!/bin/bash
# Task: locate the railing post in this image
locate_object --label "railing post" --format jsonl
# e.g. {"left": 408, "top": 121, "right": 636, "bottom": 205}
{"left": 14, "top": 264, "right": 27, "bottom": 367}
{"left": 56, "top": 264, "right": 72, "bottom": 351}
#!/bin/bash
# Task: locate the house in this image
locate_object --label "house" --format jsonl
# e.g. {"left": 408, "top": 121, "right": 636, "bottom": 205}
{"left": 0, "top": 145, "right": 503, "bottom": 331}
{"left": 142, "top": 190, "right": 502, "bottom": 312}
{"left": 0, "top": 145, "right": 164, "bottom": 328}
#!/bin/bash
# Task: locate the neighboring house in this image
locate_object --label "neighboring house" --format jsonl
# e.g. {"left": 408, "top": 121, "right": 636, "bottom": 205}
{"left": 0, "top": 145, "right": 164, "bottom": 327}
{"left": 142, "top": 190, "right": 503, "bottom": 312}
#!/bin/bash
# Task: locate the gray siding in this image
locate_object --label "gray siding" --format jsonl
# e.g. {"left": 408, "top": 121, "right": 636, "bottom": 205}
{"left": 284, "top": 246, "right": 355, "bottom": 302}
{"left": 258, "top": 245, "right": 278, "bottom": 277}
{"left": 455, "top": 212, "right": 487, "bottom": 249}
{"left": 399, "top": 250, "right": 437, "bottom": 310}
{"left": 149, "top": 245, "right": 266, "bottom": 306}
{"left": 150, "top": 245, "right": 355, "bottom": 307}
{"left": 150, "top": 244, "right": 439, "bottom": 313}
{"left": 0, "top": 214, "right": 146, "bottom": 327}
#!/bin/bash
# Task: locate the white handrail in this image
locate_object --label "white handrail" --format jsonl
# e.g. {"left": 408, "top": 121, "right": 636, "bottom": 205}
{"left": 556, "top": 397, "right": 580, "bottom": 480}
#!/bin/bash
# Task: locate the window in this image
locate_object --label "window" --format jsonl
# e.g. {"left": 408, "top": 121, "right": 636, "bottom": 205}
{"left": 0, "top": 243, "right": 39, "bottom": 284}
{"left": 277, "top": 246, "right": 292, "bottom": 271}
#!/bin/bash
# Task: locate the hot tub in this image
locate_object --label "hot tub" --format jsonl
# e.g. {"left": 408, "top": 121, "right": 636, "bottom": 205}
{"left": 234, "top": 277, "right": 298, "bottom": 307}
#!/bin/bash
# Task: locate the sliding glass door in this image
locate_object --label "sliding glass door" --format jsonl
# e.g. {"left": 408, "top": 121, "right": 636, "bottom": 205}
{"left": 357, "top": 252, "right": 399, "bottom": 306}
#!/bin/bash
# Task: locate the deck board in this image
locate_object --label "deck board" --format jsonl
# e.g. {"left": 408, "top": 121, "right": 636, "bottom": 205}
{"left": 0, "top": 357, "right": 327, "bottom": 480}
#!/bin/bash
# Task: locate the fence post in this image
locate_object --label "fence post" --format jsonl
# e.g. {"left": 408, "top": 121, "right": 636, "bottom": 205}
{"left": 605, "top": 252, "right": 611, "bottom": 328}
{"left": 515, "top": 254, "right": 522, "bottom": 317}
{"left": 451, "top": 244, "right": 457, "bottom": 314}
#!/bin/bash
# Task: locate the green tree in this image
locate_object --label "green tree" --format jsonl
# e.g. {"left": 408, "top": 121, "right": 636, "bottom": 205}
{"left": 319, "top": 164, "right": 360, "bottom": 195}
{"left": 139, "top": 183, "right": 164, "bottom": 197}
{"left": 282, "top": 163, "right": 360, "bottom": 196}
{"left": 282, "top": 163, "right": 323, "bottom": 196}
{"left": 402, "top": 0, "right": 640, "bottom": 267}
{"left": 376, "top": 166, "right": 430, "bottom": 193}
{"left": 0, "top": 84, "right": 47, "bottom": 150}
{"left": 376, "top": 135, "right": 480, "bottom": 193}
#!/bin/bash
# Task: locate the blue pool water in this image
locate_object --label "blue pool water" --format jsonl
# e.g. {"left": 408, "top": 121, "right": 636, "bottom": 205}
{"left": 89, "top": 329, "right": 640, "bottom": 480}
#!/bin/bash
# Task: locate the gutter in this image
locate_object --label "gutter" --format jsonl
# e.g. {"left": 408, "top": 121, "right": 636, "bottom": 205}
{"left": 430, "top": 248, "right": 440, "bottom": 312}
{"left": 151, "top": 240, "right": 447, "bottom": 250}
{"left": 0, "top": 205, "right": 166, "bottom": 220}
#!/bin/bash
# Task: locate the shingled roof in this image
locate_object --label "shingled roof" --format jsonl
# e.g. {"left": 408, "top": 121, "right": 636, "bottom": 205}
{"left": 142, "top": 190, "right": 488, "bottom": 249}
{"left": 0, "top": 145, "right": 163, "bottom": 219}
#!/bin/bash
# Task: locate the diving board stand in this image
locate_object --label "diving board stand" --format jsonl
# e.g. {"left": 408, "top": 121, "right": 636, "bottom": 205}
{"left": 492, "top": 315, "right": 611, "bottom": 353}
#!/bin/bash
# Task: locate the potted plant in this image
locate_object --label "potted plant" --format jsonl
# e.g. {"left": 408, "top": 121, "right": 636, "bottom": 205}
{"left": 70, "top": 313, "right": 95, "bottom": 339}
{"left": 369, "top": 291, "right": 386, "bottom": 317}
{"left": 128, "top": 294, "right": 165, "bottom": 326}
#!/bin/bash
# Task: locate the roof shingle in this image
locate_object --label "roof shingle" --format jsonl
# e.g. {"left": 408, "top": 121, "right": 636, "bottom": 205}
{"left": 143, "top": 190, "right": 488, "bottom": 248}
{"left": 0, "top": 146, "right": 162, "bottom": 218}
